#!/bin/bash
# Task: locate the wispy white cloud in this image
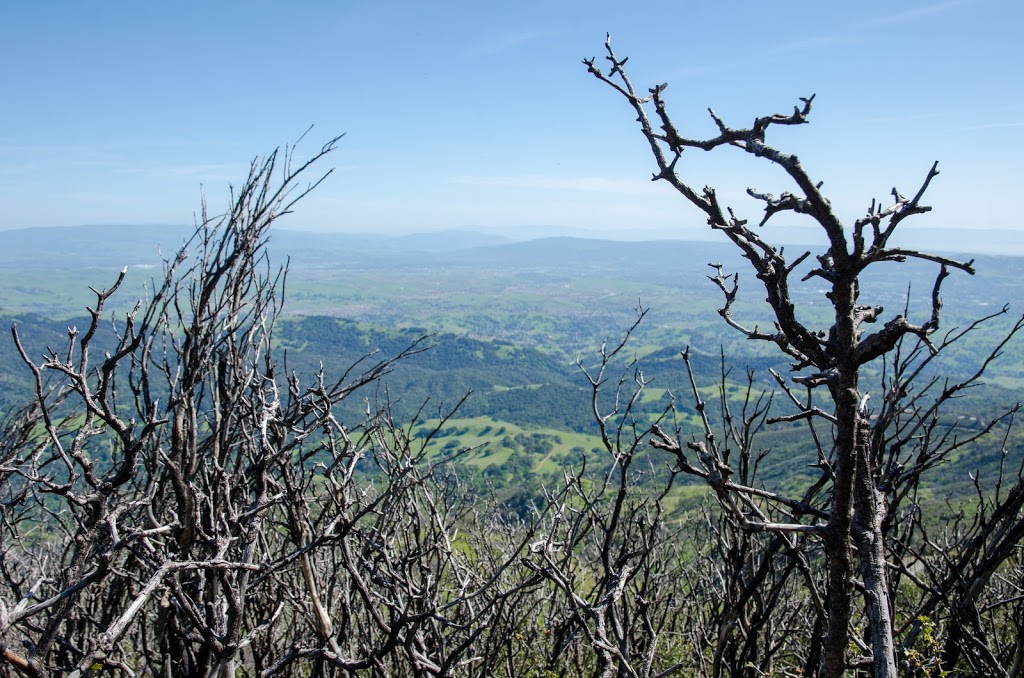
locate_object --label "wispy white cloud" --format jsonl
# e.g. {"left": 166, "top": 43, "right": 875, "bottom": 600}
{"left": 666, "top": 34, "right": 866, "bottom": 80}
{"left": 767, "top": 34, "right": 869, "bottom": 55}
{"left": 859, "top": 0, "right": 968, "bottom": 27}
{"left": 463, "top": 28, "right": 550, "bottom": 57}
{"left": 667, "top": 2, "right": 967, "bottom": 79}
{"left": 451, "top": 174, "right": 658, "bottom": 194}
{"left": 949, "top": 120, "right": 1024, "bottom": 132}
{"left": 855, "top": 111, "right": 948, "bottom": 125}
{"left": 120, "top": 163, "right": 240, "bottom": 179}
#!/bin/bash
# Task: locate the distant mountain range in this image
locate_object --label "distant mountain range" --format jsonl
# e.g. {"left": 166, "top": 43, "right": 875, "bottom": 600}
{"left": 2, "top": 223, "right": 1017, "bottom": 273}
{"left": 0, "top": 225, "right": 513, "bottom": 269}
{"left": 0, "top": 224, "right": 1018, "bottom": 335}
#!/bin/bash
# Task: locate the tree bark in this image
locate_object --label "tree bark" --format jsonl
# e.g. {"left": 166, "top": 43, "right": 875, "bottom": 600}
{"left": 819, "top": 382, "right": 858, "bottom": 678}
{"left": 854, "top": 428, "right": 898, "bottom": 678}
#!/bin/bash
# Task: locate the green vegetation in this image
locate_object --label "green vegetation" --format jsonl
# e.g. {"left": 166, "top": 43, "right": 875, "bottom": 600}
{"left": 3, "top": 235, "right": 1021, "bottom": 504}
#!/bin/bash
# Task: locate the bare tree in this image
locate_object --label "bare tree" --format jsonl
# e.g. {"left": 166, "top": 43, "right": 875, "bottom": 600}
{"left": 669, "top": 355, "right": 823, "bottom": 677}
{"left": 507, "top": 308, "right": 694, "bottom": 678}
{"left": 586, "top": 35, "right": 1024, "bottom": 677}
{"left": 0, "top": 136, "right": 540, "bottom": 677}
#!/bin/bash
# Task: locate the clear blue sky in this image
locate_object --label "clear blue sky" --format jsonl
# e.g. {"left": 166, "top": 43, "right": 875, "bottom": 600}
{"left": 2, "top": 0, "right": 1021, "bottom": 242}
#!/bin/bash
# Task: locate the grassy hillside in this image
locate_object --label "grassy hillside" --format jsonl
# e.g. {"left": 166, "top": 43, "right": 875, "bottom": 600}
{"left": 2, "top": 226, "right": 1022, "bottom": 506}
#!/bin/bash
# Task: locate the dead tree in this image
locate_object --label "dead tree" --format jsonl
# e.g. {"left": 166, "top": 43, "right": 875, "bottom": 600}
{"left": 674, "top": 355, "right": 822, "bottom": 677}
{"left": 518, "top": 307, "right": 694, "bottom": 678}
{"left": 0, "top": 135, "right": 353, "bottom": 676}
{"left": 0, "top": 136, "right": 540, "bottom": 677}
{"left": 869, "top": 304, "right": 1024, "bottom": 676}
{"left": 586, "top": 35, "right": 1022, "bottom": 677}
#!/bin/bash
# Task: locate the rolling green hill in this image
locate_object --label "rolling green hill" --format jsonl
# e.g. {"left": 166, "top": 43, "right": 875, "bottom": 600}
{"left": 2, "top": 226, "right": 1021, "bottom": 505}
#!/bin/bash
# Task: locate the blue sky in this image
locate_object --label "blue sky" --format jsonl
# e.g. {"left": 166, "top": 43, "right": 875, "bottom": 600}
{"left": 1, "top": 0, "right": 1021, "bottom": 243}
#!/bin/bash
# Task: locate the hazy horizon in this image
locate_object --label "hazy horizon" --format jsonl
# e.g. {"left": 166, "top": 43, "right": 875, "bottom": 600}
{"left": 2, "top": 1, "right": 1022, "bottom": 247}
{"left": 3, "top": 220, "right": 1022, "bottom": 257}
